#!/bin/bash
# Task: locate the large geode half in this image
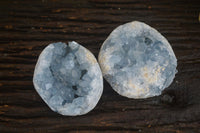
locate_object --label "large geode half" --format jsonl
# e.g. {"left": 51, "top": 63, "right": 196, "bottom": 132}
{"left": 33, "top": 41, "right": 103, "bottom": 116}
{"left": 98, "top": 21, "right": 177, "bottom": 99}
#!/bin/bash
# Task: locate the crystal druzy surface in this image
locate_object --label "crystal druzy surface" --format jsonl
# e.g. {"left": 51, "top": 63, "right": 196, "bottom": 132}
{"left": 33, "top": 41, "right": 103, "bottom": 116}
{"left": 99, "top": 21, "right": 177, "bottom": 99}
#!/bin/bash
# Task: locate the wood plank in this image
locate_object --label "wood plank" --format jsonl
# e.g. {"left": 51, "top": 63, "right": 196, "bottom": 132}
{"left": 0, "top": 0, "right": 200, "bottom": 132}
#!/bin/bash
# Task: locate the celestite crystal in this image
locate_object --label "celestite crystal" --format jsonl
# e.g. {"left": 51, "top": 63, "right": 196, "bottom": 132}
{"left": 33, "top": 41, "right": 103, "bottom": 116}
{"left": 99, "top": 21, "right": 177, "bottom": 99}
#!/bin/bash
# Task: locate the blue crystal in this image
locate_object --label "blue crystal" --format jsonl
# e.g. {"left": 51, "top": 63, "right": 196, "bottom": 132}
{"left": 33, "top": 41, "right": 103, "bottom": 116}
{"left": 98, "top": 21, "right": 177, "bottom": 98}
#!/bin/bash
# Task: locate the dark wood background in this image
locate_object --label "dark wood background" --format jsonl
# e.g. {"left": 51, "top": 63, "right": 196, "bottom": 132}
{"left": 0, "top": 0, "right": 200, "bottom": 132}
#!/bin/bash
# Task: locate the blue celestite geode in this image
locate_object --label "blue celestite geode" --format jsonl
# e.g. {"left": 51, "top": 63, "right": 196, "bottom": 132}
{"left": 33, "top": 41, "right": 103, "bottom": 116}
{"left": 98, "top": 21, "right": 177, "bottom": 99}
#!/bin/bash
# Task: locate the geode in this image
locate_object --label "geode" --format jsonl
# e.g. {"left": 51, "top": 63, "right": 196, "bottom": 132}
{"left": 98, "top": 21, "right": 177, "bottom": 99}
{"left": 33, "top": 41, "right": 103, "bottom": 116}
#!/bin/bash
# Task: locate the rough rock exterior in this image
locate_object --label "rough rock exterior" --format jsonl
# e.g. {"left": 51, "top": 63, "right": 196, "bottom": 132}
{"left": 99, "top": 21, "right": 177, "bottom": 99}
{"left": 33, "top": 41, "right": 103, "bottom": 116}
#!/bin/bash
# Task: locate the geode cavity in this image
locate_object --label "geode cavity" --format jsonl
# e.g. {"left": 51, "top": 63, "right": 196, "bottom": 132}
{"left": 33, "top": 41, "right": 103, "bottom": 116}
{"left": 98, "top": 21, "right": 177, "bottom": 99}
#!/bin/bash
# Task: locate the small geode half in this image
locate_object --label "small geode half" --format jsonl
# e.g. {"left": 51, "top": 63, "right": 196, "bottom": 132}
{"left": 98, "top": 21, "right": 177, "bottom": 99}
{"left": 33, "top": 41, "right": 103, "bottom": 116}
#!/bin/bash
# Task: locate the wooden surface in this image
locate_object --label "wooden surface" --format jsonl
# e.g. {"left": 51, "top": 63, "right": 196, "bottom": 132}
{"left": 0, "top": 0, "right": 200, "bottom": 132}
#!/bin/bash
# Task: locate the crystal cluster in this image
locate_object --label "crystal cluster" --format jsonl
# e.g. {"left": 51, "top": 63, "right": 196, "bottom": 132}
{"left": 33, "top": 41, "right": 103, "bottom": 116}
{"left": 98, "top": 21, "right": 177, "bottom": 98}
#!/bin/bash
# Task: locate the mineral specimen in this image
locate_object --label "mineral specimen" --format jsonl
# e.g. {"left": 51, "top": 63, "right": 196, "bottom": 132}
{"left": 98, "top": 21, "right": 177, "bottom": 99}
{"left": 33, "top": 41, "right": 103, "bottom": 116}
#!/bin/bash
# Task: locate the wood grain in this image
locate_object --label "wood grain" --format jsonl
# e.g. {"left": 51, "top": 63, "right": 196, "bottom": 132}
{"left": 0, "top": 0, "right": 200, "bottom": 132}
